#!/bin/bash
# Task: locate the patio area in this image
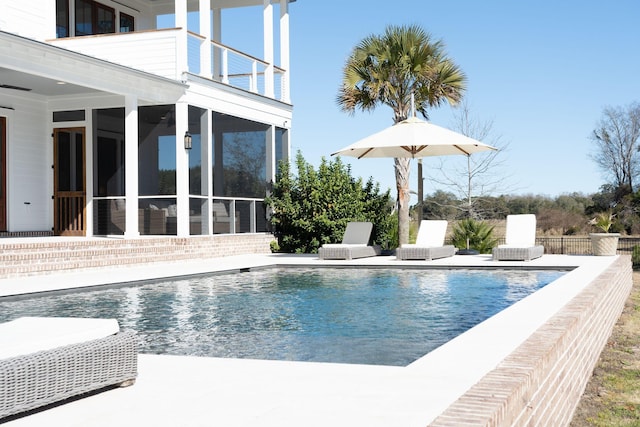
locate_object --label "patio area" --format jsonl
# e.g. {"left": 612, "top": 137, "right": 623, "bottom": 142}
{"left": 0, "top": 252, "right": 632, "bottom": 426}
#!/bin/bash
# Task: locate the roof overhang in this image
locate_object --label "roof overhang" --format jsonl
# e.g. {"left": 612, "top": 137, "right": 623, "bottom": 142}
{"left": 0, "top": 30, "right": 187, "bottom": 103}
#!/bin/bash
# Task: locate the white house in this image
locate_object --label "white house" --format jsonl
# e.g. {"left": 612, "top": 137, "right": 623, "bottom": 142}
{"left": 0, "top": 0, "right": 293, "bottom": 238}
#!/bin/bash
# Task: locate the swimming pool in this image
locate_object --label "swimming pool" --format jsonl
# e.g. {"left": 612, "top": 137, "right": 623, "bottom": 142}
{"left": 0, "top": 267, "right": 564, "bottom": 366}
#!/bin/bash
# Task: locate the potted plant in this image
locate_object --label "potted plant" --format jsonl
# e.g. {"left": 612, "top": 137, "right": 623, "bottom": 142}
{"left": 589, "top": 212, "right": 620, "bottom": 256}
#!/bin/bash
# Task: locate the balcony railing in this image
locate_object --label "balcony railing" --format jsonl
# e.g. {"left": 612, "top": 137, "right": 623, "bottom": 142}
{"left": 50, "top": 29, "right": 287, "bottom": 102}
{"left": 187, "top": 32, "right": 285, "bottom": 100}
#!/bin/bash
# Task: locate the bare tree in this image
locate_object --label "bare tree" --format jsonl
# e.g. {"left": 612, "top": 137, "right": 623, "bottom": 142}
{"left": 425, "top": 101, "right": 513, "bottom": 219}
{"left": 590, "top": 102, "right": 640, "bottom": 197}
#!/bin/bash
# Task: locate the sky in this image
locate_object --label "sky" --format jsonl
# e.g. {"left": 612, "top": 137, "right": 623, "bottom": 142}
{"left": 226, "top": 0, "right": 640, "bottom": 200}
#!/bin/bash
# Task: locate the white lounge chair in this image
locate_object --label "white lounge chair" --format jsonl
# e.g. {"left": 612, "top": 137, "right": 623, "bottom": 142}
{"left": 318, "top": 221, "right": 381, "bottom": 260}
{"left": 0, "top": 317, "right": 137, "bottom": 420}
{"left": 396, "top": 220, "right": 456, "bottom": 260}
{"left": 492, "top": 214, "right": 545, "bottom": 261}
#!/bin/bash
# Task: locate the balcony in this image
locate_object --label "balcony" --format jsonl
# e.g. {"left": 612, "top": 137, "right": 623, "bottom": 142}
{"left": 49, "top": 28, "right": 288, "bottom": 103}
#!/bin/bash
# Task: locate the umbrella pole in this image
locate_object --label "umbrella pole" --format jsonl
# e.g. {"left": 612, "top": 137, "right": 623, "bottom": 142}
{"left": 417, "top": 159, "right": 423, "bottom": 219}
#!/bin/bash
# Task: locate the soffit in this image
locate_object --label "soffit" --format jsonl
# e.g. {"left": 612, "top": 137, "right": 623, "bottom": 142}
{"left": 0, "top": 67, "right": 96, "bottom": 97}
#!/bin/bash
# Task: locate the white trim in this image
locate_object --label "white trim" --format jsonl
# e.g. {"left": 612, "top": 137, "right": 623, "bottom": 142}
{"left": 182, "top": 73, "right": 292, "bottom": 127}
{"left": 0, "top": 111, "right": 11, "bottom": 232}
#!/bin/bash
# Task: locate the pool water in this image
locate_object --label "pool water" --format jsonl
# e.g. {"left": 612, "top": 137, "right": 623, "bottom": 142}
{"left": 0, "top": 268, "right": 564, "bottom": 366}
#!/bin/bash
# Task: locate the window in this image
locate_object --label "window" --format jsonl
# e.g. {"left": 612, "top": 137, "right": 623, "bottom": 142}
{"left": 120, "top": 12, "right": 135, "bottom": 33}
{"left": 75, "top": 0, "right": 115, "bottom": 36}
{"left": 139, "top": 105, "right": 176, "bottom": 197}
{"left": 96, "top": 3, "right": 115, "bottom": 34}
{"left": 275, "top": 127, "right": 287, "bottom": 176}
{"left": 56, "top": 0, "right": 69, "bottom": 38}
{"left": 212, "top": 113, "right": 268, "bottom": 198}
{"left": 94, "top": 108, "right": 125, "bottom": 197}
{"left": 93, "top": 108, "right": 125, "bottom": 235}
{"left": 53, "top": 110, "right": 85, "bottom": 122}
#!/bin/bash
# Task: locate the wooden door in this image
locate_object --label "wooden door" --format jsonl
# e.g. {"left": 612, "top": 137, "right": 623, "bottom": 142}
{"left": 54, "top": 128, "right": 86, "bottom": 236}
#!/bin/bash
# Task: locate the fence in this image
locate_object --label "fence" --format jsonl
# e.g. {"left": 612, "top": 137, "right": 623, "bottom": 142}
{"left": 524, "top": 236, "right": 640, "bottom": 258}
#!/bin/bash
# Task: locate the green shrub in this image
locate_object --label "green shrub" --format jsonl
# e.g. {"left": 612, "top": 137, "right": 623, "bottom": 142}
{"left": 450, "top": 218, "right": 497, "bottom": 254}
{"left": 265, "top": 151, "right": 395, "bottom": 253}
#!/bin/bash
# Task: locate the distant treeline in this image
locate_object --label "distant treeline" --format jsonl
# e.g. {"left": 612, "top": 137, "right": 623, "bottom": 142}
{"left": 420, "top": 186, "right": 640, "bottom": 236}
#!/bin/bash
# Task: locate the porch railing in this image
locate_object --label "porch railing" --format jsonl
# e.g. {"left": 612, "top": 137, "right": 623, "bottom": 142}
{"left": 93, "top": 196, "right": 268, "bottom": 236}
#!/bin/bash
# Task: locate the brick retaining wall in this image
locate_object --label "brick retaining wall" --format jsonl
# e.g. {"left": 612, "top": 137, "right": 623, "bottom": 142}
{"left": 430, "top": 255, "right": 633, "bottom": 426}
{"left": 0, "top": 234, "right": 275, "bottom": 278}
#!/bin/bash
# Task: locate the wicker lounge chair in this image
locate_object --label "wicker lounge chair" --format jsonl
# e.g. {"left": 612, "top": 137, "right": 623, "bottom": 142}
{"left": 318, "top": 221, "right": 381, "bottom": 260}
{"left": 396, "top": 220, "right": 456, "bottom": 260}
{"left": 0, "top": 317, "right": 137, "bottom": 420}
{"left": 492, "top": 214, "right": 545, "bottom": 261}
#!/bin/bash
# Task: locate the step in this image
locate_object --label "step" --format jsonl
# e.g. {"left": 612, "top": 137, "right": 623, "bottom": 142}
{"left": 0, "top": 235, "right": 274, "bottom": 279}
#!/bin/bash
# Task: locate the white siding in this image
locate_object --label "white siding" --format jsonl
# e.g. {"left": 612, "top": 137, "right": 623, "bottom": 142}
{"left": 0, "top": 0, "right": 55, "bottom": 40}
{"left": 51, "top": 31, "right": 180, "bottom": 80}
{"left": 2, "top": 94, "right": 51, "bottom": 232}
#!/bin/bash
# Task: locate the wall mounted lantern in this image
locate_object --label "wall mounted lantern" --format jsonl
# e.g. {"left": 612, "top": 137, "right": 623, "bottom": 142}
{"left": 184, "top": 131, "right": 192, "bottom": 150}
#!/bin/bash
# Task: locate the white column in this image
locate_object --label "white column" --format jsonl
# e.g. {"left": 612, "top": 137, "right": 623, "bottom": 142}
{"left": 213, "top": 120, "right": 223, "bottom": 197}
{"left": 264, "top": 125, "right": 276, "bottom": 227}
{"left": 266, "top": 125, "right": 275, "bottom": 184}
{"left": 212, "top": 8, "right": 222, "bottom": 80}
{"left": 175, "top": 0, "right": 188, "bottom": 79}
{"left": 175, "top": 102, "right": 190, "bottom": 237}
{"left": 175, "top": 0, "right": 187, "bottom": 29}
{"left": 280, "top": 0, "right": 290, "bottom": 103}
{"left": 199, "top": 0, "right": 211, "bottom": 78}
{"left": 69, "top": 0, "right": 76, "bottom": 37}
{"left": 282, "top": 127, "right": 291, "bottom": 164}
{"left": 124, "top": 95, "right": 139, "bottom": 237}
{"left": 201, "top": 109, "right": 213, "bottom": 234}
{"left": 85, "top": 108, "right": 93, "bottom": 236}
{"left": 263, "top": 0, "right": 274, "bottom": 98}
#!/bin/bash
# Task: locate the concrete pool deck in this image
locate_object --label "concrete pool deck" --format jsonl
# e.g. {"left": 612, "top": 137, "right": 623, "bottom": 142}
{"left": 0, "top": 253, "right": 632, "bottom": 426}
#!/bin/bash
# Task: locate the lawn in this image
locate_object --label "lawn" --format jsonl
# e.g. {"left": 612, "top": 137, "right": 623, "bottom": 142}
{"left": 570, "top": 271, "right": 640, "bottom": 426}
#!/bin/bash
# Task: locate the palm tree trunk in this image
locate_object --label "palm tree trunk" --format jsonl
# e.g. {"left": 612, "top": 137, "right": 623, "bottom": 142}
{"left": 395, "top": 157, "right": 411, "bottom": 245}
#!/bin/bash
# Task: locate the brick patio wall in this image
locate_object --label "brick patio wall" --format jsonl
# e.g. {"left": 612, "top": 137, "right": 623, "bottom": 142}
{"left": 0, "top": 234, "right": 275, "bottom": 278}
{"left": 429, "top": 255, "right": 633, "bottom": 427}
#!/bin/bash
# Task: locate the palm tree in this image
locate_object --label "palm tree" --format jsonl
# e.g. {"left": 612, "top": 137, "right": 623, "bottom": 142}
{"left": 337, "top": 24, "right": 466, "bottom": 245}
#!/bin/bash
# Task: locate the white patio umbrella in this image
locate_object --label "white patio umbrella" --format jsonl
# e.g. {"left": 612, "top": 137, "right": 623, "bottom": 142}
{"left": 331, "top": 116, "right": 497, "bottom": 159}
{"left": 332, "top": 115, "right": 498, "bottom": 247}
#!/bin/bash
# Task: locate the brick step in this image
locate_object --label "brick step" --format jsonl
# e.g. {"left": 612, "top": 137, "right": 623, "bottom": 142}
{"left": 0, "top": 234, "right": 274, "bottom": 279}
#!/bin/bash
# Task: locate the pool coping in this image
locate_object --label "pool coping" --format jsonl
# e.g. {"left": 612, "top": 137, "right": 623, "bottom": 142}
{"left": 0, "top": 253, "right": 631, "bottom": 426}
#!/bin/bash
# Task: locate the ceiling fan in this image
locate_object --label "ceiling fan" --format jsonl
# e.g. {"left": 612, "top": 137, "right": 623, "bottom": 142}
{"left": 0, "top": 83, "right": 32, "bottom": 91}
